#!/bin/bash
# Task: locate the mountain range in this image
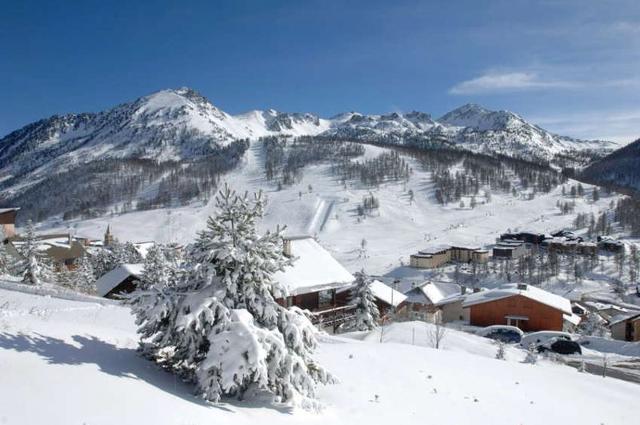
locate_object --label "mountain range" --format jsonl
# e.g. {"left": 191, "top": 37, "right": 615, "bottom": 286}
{"left": 0, "top": 87, "right": 628, "bottom": 222}
{"left": 0, "top": 87, "right": 616, "bottom": 172}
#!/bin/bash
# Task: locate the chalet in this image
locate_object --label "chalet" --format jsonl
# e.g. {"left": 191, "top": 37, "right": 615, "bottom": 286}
{"left": 6, "top": 233, "right": 94, "bottom": 270}
{"left": 610, "top": 312, "right": 640, "bottom": 342}
{"left": 0, "top": 208, "right": 19, "bottom": 238}
{"left": 336, "top": 279, "right": 407, "bottom": 318}
{"left": 492, "top": 239, "right": 529, "bottom": 260}
{"left": 95, "top": 263, "right": 144, "bottom": 298}
{"left": 462, "top": 283, "right": 572, "bottom": 332}
{"left": 397, "top": 281, "right": 463, "bottom": 321}
{"left": 433, "top": 287, "right": 473, "bottom": 323}
{"left": 409, "top": 244, "right": 489, "bottom": 269}
{"left": 274, "top": 236, "right": 354, "bottom": 323}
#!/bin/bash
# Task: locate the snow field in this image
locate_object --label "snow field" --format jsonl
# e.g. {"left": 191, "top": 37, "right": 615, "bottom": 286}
{"left": 0, "top": 287, "right": 638, "bottom": 425}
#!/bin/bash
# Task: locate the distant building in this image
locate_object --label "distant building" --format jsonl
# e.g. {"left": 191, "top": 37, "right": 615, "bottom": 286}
{"left": 409, "top": 244, "right": 489, "bottom": 269}
{"left": 462, "top": 283, "right": 572, "bottom": 332}
{"left": 6, "top": 232, "right": 94, "bottom": 270}
{"left": 544, "top": 238, "right": 598, "bottom": 256}
{"left": 398, "top": 281, "right": 464, "bottom": 321}
{"left": 95, "top": 263, "right": 144, "bottom": 298}
{"left": 610, "top": 313, "right": 640, "bottom": 342}
{"left": 0, "top": 208, "right": 20, "bottom": 238}
{"left": 499, "top": 231, "right": 546, "bottom": 245}
{"left": 597, "top": 237, "right": 625, "bottom": 253}
{"left": 492, "top": 239, "right": 529, "bottom": 259}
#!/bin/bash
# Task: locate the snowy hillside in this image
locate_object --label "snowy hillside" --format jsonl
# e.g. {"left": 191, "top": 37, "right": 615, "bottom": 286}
{"left": 581, "top": 137, "right": 640, "bottom": 193}
{"left": 0, "top": 286, "right": 637, "bottom": 425}
{"left": 43, "top": 141, "right": 621, "bottom": 277}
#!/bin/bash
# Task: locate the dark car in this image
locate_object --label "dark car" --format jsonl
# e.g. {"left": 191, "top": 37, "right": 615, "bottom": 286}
{"left": 477, "top": 325, "right": 524, "bottom": 344}
{"left": 538, "top": 338, "right": 582, "bottom": 355}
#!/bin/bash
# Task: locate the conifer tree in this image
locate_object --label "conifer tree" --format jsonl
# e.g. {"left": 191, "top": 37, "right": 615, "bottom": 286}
{"left": 73, "top": 255, "right": 96, "bottom": 294}
{"left": 133, "top": 185, "right": 332, "bottom": 405}
{"left": 350, "top": 270, "right": 380, "bottom": 331}
{"left": 20, "top": 220, "right": 52, "bottom": 284}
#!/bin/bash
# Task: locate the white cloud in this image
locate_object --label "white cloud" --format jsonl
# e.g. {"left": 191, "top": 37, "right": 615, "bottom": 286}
{"left": 531, "top": 109, "right": 640, "bottom": 144}
{"left": 449, "top": 71, "right": 577, "bottom": 95}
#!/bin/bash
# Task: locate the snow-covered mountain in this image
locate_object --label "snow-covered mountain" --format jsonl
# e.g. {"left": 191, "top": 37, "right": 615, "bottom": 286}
{"left": 0, "top": 87, "right": 619, "bottom": 223}
{"left": 581, "top": 137, "right": 640, "bottom": 193}
{"left": 437, "top": 104, "right": 615, "bottom": 161}
{"left": 0, "top": 88, "right": 615, "bottom": 179}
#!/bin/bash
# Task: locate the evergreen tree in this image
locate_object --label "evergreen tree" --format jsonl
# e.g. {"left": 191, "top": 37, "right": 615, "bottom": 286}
{"left": 133, "top": 185, "right": 332, "bottom": 405}
{"left": 524, "top": 343, "right": 537, "bottom": 364}
{"left": 73, "top": 255, "right": 96, "bottom": 294}
{"left": 20, "top": 220, "right": 52, "bottom": 285}
{"left": 349, "top": 270, "right": 380, "bottom": 331}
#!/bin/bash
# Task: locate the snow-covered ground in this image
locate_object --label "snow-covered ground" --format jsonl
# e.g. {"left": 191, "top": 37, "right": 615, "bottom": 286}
{"left": 42, "top": 141, "right": 620, "bottom": 278}
{"left": 0, "top": 286, "right": 637, "bottom": 425}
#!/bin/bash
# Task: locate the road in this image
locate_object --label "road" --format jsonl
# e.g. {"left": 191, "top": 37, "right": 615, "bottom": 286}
{"left": 565, "top": 358, "right": 640, "bottom": 384}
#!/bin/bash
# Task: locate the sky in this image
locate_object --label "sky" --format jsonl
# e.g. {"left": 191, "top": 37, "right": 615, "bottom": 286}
{"left": 1, "top": 0, "right": 639, "bottom": 143}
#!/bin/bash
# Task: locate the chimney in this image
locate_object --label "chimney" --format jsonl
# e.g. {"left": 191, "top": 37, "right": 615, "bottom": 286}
{"left": 517, "top": 283, "right": 528, "bottom": 291}
{"left": 460, "top": 285, "right": 467, "bottom": 295}
{"left": 283, "top": 238, "right": 292, "bottom": 257}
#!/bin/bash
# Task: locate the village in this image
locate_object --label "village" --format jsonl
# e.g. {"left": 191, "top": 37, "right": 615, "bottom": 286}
{"left": 2, "top": 201, "right": 639, "bottom": 382}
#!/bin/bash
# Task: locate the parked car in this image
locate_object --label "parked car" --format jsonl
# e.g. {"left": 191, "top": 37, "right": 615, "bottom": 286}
{"left": 520, "top": 331, "right": 573, "bottom": 348}
{"left": 537, "top": 338, "right": 582, "bottom": 355}
{"left": 476, "top": 325, "right": 524, "bottom": 343}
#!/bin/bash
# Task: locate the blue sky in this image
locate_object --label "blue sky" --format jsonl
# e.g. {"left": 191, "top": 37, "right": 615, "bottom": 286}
{"left": 1, "top": 0, "right": 638, "bottom": 142}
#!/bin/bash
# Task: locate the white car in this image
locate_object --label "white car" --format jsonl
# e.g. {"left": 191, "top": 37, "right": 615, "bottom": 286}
{"left": 520, "top": 331, "right": 572, "bottom": 348}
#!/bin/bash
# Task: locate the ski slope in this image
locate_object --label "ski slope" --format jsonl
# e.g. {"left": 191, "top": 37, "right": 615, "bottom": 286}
{"left": 43, "top": 141, "right": 619, "bottom": 277}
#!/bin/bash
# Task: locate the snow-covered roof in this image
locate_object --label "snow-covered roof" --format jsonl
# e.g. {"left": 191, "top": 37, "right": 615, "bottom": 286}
{"left": 369, "top": 280, "right": 407, "bottom": 307}
{"left": 0, "top": 208, "right": 19, "bottom": 214}
{"left": 95, "top": 263, "right": 144, "bottom": 297}
{"left": 418, "top": 281, "right": 462, "bottom": 305}
{"left": 563, "top": 313, "right": 582, "bottom": 326}
{"left": 609, "top": 312, "right": 640, "bottom": 325}
{"left": 418, "top": 244, "right": 450, "bottom": 254}
{"left": 273, "top": 237, "right": 354, "bottom": 296}
{"left": 462, "top": 283, "right": 572, "bottom": 314}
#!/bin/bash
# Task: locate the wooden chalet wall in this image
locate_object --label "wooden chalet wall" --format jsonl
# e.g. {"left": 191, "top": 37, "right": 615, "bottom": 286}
{"left": 468, "top": 295, "right": 564, "bottom": 332}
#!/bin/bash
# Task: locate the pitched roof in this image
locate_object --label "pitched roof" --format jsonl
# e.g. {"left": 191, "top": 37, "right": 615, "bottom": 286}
{"left": 609, "top": 312, "right": 640, "bottom": 325}
{"left": 404, "top": 281, "right": 462, "bottom": 305}
{"left": 369, "top": 280, "right": 407, "bottom": 307}
{"left": 273, "top": 237, "right": 354, "bottom": 296}
{"left": 462, "top": 283, "right": 572, "bottom": 314}
{"left": 95, "top": 263, "right": 144, "bottom": 297}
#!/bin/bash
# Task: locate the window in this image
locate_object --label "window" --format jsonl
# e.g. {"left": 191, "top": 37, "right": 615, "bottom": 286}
{"left": 318, "top": 289, "right": 333, "bottom": 308}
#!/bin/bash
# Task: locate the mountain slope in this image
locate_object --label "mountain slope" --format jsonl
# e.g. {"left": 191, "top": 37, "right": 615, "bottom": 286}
{"left": 581, "top": 137, "right": 640, "bottom": 192}
{"left": 0, "top": 88, "right": 618, "bottom": 223}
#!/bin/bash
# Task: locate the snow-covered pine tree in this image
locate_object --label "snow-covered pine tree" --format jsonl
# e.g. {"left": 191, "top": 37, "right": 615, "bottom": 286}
{"left": 20, "top": 220, "right": 52, "bottom": 285}
{"left": 72, "top": 255, "right": 96, "bottom": 294}
{"left": 524, "top": 343, "right": 537, "bottom": 364}
{"left": 56, "top": 267, "right": 75, "bottom": 289}
{"left": 350, "top": 270, "right": 380, "bottom": 331}
{"left": 495, "top": 341, "right": 506, "bottom": 360}
{"left": 90, "top": 248, "right": 117, "bottom": 279}
{"left": 134, "top": 185, "right": 332, "bottom": 405}
{"left": 127, "top": 243, "right": 180, "bottom": 359}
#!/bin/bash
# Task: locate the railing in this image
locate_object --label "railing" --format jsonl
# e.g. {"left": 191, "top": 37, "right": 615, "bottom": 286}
{"left": 311, "top": 304, "right": 357, "bottom": 331}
